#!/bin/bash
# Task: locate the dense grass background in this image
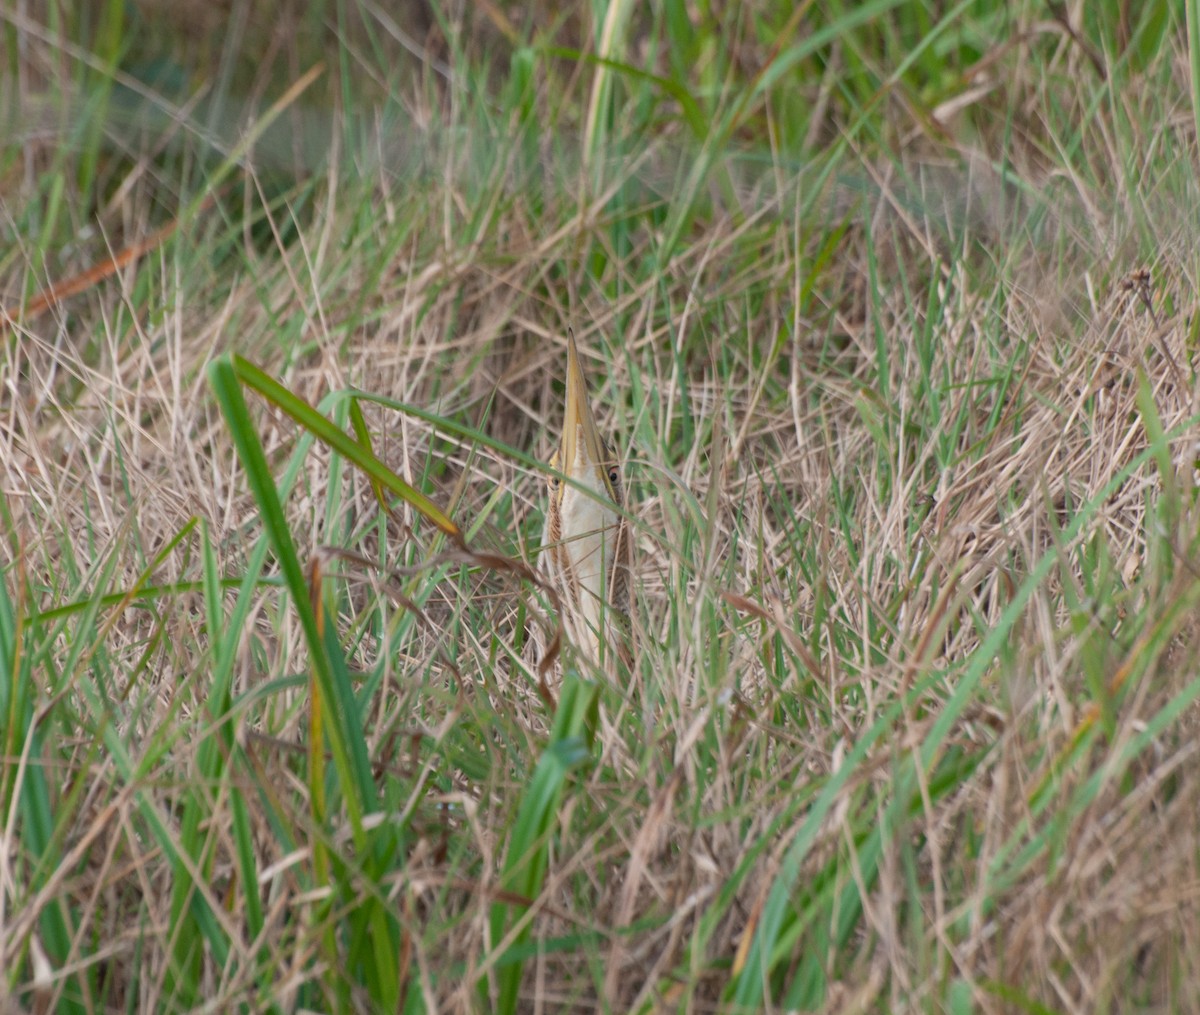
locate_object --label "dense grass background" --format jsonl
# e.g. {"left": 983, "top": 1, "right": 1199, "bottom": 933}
{"left": 5, "top": 0, "right": 1200, "bottom": 1011}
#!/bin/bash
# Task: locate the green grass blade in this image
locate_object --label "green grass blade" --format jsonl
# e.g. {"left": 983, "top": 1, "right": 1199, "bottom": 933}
{"left": 208, "top": 355, "right": 375, "bottom": 826}
{"left": 485, "top": 675, "right": 599, "bottom": 1013}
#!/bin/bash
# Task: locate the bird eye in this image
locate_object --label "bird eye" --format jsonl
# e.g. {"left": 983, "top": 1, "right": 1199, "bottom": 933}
{"left": 608, "top": 467, "right": 620, "bottom": 484}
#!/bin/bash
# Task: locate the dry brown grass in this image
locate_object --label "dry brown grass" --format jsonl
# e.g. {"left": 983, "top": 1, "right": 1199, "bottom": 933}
{"left": 6, "top": 3, "right": 1200, "bottom": 1012}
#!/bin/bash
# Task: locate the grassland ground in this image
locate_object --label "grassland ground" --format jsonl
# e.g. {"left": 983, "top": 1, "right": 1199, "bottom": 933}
{"left": 4, "top": 2, "right": 1200, "bottom": 1011}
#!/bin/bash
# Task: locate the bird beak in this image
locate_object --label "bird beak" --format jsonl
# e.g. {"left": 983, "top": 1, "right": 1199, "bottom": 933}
{"left": 561, "top": 330, "right": 617, "bottom": 501}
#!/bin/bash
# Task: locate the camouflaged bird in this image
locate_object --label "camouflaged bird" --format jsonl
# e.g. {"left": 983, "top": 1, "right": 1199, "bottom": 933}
{"left": 541, "top": 331, "right": 631, "bottom": 671}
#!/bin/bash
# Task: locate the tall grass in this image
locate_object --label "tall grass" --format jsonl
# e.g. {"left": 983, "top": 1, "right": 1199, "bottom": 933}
{"left": 4, "top": 0, "right": 1200, "bottom": 1011}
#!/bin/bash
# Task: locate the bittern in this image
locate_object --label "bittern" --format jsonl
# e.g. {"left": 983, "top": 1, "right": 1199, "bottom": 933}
{"left": 542, "top": 332, "right": 631, "bottom": 669}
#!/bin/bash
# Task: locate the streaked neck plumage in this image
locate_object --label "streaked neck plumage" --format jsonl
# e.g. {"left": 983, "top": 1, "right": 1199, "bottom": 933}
{"left": 543, "top": 333, "right": 630, "bottom": 667}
